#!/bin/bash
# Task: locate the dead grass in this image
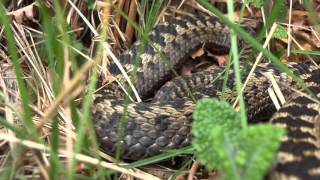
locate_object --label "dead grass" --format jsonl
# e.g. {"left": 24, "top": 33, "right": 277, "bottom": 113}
{"left": 0, "top": 0, "right": 319, "bottom": 179}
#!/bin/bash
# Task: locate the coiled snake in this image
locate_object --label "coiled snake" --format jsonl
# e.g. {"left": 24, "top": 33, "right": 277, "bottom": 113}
{"left": 92, "top": 15, "right": 320, "bottom": 179}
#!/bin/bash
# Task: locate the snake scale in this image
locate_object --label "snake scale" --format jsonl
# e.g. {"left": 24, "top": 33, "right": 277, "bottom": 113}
{"left": 92, "top": 15, "right": 320, "bottom": 179}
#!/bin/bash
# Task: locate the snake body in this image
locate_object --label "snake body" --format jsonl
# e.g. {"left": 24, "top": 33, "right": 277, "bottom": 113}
{"left": 269, "top": 68, "right": 320, "bottom": 179}
{"left": 92, "top": 15, "right": 320, "bottom": 179}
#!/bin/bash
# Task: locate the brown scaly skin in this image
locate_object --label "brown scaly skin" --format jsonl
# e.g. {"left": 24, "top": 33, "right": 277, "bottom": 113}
{"left": 268, "top": 67, "right": 320, "bottom": 179}
{"left": 92, "top": 14, "right": 320, "bottom": 179}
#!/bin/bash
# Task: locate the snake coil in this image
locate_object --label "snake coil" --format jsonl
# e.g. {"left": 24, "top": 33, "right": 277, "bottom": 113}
{"left": 92, "top": 15, "right": 320, "bottom": 179}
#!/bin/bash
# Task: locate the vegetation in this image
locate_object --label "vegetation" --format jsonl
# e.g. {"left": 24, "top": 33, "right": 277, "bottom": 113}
{"left": 0, "top": 0, "right": 319, "bottom": 179}
{"left": 193, "top": 98, "right": 284, "bottom": 180}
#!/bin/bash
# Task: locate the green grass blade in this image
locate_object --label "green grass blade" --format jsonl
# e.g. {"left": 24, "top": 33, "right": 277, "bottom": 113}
{"left": 0, "top": 117, "right": 24, "bottom": 137}
{"left": 0, "top": 2, "right": 38, "bottom": 140}
{"left": 37, "top": 1, "right": 67, "bottom": 178}
{"left": 226, "top": 0, "right": 247, "bottom": 128}
{"left": 303, "top": 0, "right": 320, "bottom": 31}
{"left": 256, "top": 0, "right": 286, "bottom": 41}
{"left": 125, "top": 146, "right": 194, "bottom": 169}
{"left": 144, "top": 0, "right": 163, "bottom": 33}
{"left": 195, "top": 0, "right": 310, "bottom": 96}
{"left": 292, "top": 49, "right": 320, "bottom": 55}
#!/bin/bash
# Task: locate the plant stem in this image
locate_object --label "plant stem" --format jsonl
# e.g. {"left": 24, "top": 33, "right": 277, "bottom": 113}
{"left": 226, "top": 0, "right": 247, "bottom": 128}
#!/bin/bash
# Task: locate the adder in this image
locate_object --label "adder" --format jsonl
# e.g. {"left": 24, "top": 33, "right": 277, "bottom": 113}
{"left": 92, "top": 14, "right": 320, "bottom": 179}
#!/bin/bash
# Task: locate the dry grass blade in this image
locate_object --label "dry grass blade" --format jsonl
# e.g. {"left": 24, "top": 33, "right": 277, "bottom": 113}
{"left": 68, "top": 0, "right": 141, "bottom": 102}
{"left": 6, "top": 2, "right": 37, "bottom": 23}
{"left": 96, "top": 0, "right": 112, "bottom": 26}
{"left": 267, "top": 87, "right": 281, "bottom": 110}
{"left": 287, "top": 32, "right": 319, "bottom": 66}
{"left": 34, "top": 153, "right": 50, "bottom": 180}
{"left": 36, "top": 60, "right": 92, "bottom": 129}
{"left": 0, "top": 63, "right": 18, "bottom": 156}
{"left": 233, "top": 23, "right": 278, "bottom": 108}
{"left": 102, "top": 42, "right": 142, "bottom": 102}
{"left": 0, "top": 133, "right": 160, "bottom": 180}
{"left": 1, "top": 1, "right": 319, "bottom": 179}
{"left": 265, "top": 72, "right": 286, "bottom": 105}
{"left": 67, "top": 0, "right": 98, "bottom": 36}
{"left": 11, "top": 22, "right": 54, "bottom": 101}
{"left": 287, "top": 0, "right": 293, "bottom": 57}
{"left": 278, "top": 81, "right": 320, "bottom": 104}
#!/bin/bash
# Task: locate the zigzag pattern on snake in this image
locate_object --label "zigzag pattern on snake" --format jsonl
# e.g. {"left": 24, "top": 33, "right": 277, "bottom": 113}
{"left": 92, "top": 15, "right": 320, "bottom": 179}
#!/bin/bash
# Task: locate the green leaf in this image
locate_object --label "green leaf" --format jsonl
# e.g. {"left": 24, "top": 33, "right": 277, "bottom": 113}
{"left": 192, "top": 98, "right": 242, "bottom": 142}
{"left": 215, "top": 124, "right": 285, "bottom": 180}
{"left": 237, "top": 124, "right": 285, "bottom": 180}
{"left": 273, "top": 25, "right": 288, "bottom": 39}
{"left": 192, "top": 98, "right": 285, "bottom": 179}
{"left": 273, "top": 0, "right": 288, "bottom": 22}
{"left": 248, "top": 0, "right": 264, "bottom": 8}
{"left": 192, "top": 98, "right": 241, "bottom": 170}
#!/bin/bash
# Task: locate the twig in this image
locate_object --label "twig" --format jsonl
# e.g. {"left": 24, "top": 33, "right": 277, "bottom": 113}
{"left": 125, "top": 0, "right": 137, "bottom": 47}
{"left": 187, "top": 161, "right": 200, "bottom": 180}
